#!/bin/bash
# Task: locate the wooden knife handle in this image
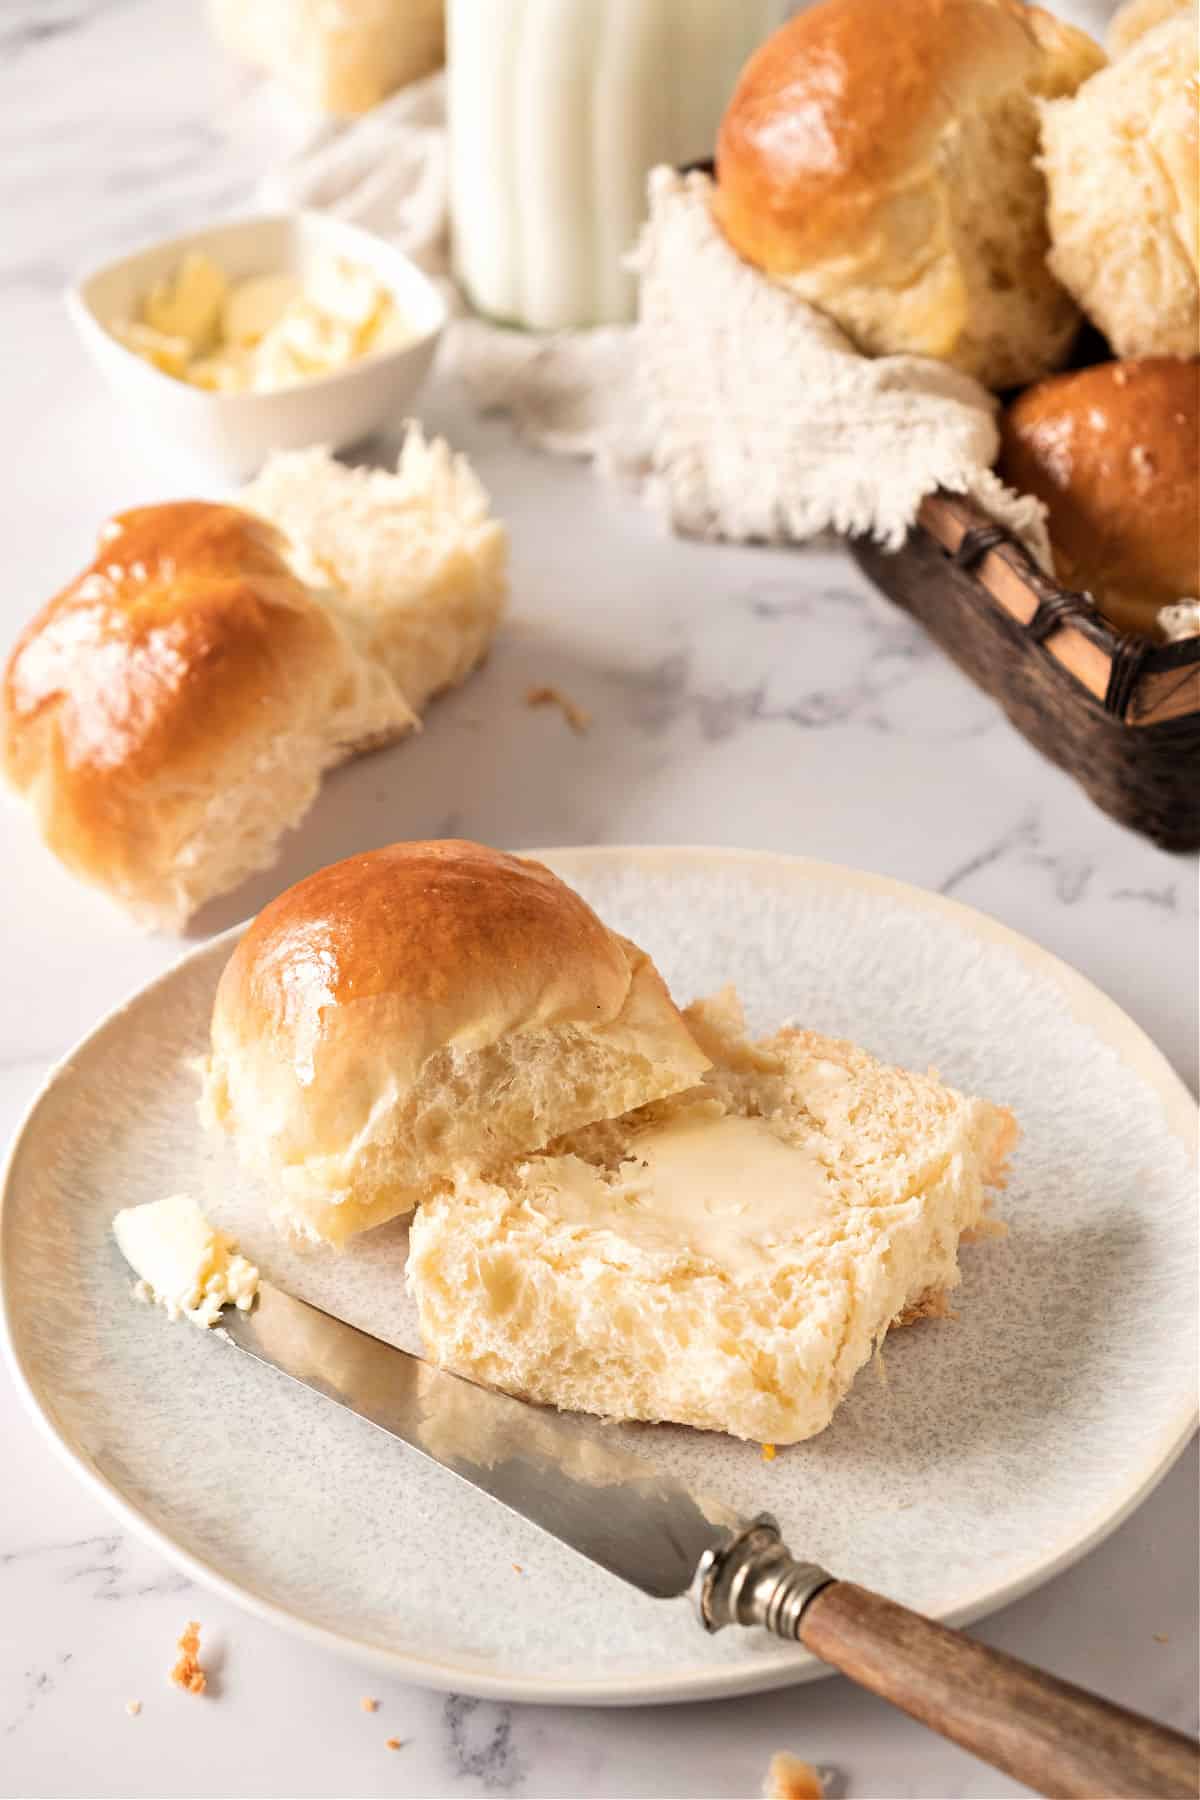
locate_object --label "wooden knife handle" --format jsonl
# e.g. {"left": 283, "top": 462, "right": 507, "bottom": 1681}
{"left": 800, "top": 1581, "right": 1200, "bottom": 1800}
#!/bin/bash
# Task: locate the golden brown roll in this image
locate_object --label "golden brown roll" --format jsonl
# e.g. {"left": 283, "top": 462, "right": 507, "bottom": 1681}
{"left": 714, "top": 0, "right": 1104, "bottom": 390}
{"left": 1, "top": 430, "right": 507, "bottom": 931}
{"left": 997, "top": 358, "right": 1200, "bottom": 636}
{"left": 1, "top": 502, "right": 411, "bottom": 930}
{"left": 200, "top": 840, "right": 711, "bottom": 1245}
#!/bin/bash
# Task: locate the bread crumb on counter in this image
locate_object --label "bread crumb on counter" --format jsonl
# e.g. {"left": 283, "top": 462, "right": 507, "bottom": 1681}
{"left": 1154, "top": 1633, "right": 1171, "bottom": 1644}
{"left": 361, "top": 1696, "right": 379, "bottom": 1712}
{"left": 125, "top": 1699, "right": 142, "bottom": 1718}
{"left": 762, "top": 1442, "right": 776, "bottom": 1461}
{"left": 170, "top": 1620, "right": 207, "bottom": 1695}
{"left": 385, "top": 1737, "right": 404, "bottom": 1751}
{"left": 512, "top": 1562, "right": 524, "bottom": 1574}
{"left": 764, "top": 1751, "right": 825, "bottom": 1799}
{"left": 526, "top": 685, "right": 592, "bottom": 734}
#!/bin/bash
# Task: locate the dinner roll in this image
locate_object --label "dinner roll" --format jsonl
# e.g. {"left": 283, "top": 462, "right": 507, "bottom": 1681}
{"left": 1040, "top": 13, "right": 1199, "bottom": 358}
{"left": 209, "top": 0, "right": 444, "bottom": 117}
{"left": 200, "top": 841, "right": 711, "bottom": 1245}
{"left": 997, "top": 358, "right": 1200, "bottom": 636}
{"left": 409, "top": 988, "right": 1016, "bottom": 1444}
{"left": 1, "top": 503, "right": 412, "bottom": 931}
{"left": 1, "top": 428, "right": 507, "bottom": 930}
{"left": 714, "top": 0, "right": 1104, "bottom": 390}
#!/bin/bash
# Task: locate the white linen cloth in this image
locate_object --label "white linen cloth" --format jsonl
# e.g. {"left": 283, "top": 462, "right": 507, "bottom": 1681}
{"left": 257, "top": 74, "right": 1050, "bottom": 564}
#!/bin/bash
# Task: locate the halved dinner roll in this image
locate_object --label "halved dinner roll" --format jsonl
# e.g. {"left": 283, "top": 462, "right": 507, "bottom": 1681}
{"left": 409, "top": 988, "right": 1016, "bottom": 1444}
{"left": 201, "top": 840, "right": 711, "bottom": 1244}
{"left": 1, "top": 427, "right": 507, "bottom": 930}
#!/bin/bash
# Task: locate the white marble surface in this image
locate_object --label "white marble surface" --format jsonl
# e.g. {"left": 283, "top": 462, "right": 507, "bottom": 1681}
{"left": 0, "top": 5, "right": 1196, "bottom": 1797}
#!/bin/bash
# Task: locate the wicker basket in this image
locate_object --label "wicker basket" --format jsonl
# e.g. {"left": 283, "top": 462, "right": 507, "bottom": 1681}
{"left": 850, "top": 493, "right": 1200, "bottom": 851}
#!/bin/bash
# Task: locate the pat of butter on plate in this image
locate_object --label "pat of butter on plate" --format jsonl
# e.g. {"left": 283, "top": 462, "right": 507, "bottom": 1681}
{"left": 113, "top": 1193, "right": 258, "bottom": 1329}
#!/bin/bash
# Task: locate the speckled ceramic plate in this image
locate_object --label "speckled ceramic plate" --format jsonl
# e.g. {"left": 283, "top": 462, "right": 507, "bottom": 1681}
{"left": 2, "top": 848, "right": 1196, "bottom": 1705}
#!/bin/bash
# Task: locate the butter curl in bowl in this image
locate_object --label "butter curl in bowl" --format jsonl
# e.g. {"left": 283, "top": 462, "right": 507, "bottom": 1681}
{"left": 66, "top": 211, "right": 446, "bottom": 475}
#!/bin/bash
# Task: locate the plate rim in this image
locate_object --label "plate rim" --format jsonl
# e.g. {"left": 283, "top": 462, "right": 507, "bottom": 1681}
{"left": 2, "top": 844, "right": 1197, "bottom": 1707}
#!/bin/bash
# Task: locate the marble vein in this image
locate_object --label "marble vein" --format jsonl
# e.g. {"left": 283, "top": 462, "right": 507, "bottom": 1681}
{"left": 3, "top": 1653, "right": 73, "bottom": 1740}
{"left": 0, "top": 1533, "right": 194, "bottom": 1604}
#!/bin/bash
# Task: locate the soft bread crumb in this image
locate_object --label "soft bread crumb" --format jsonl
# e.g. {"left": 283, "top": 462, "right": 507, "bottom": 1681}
{"left": 512, "top": 1563, "right": 524, "bottom": 1573}
{"left": 170, "top": 1621, "right": 207, "bottom": 1695}
{"left": 1039, "top": 17, "right": 1199, "bottom": 358}
{"left": 385, "top": 1737, "right": 404, "bottom": 1751}
{"left": 764, "top": 1752, "right": 825, "bottom": 1799}
{"left": 361, "top": 1696, "right": 379, "bottom": 1712}
{"left": 408, "top": 989, "right": 1017, "bottom": 1445}
{"left": 241, "top": 429, "right": 509, "bottom": 719}
{"left": 125, "top": 1700, "right": 142, "bottom": 1717}
{"left": 526, "top": 685, "right": 592, "bottom": 734}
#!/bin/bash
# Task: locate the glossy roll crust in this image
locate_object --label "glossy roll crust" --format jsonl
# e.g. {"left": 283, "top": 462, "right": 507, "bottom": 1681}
{"left": 714, "top": 0, "right": 1104, "bottom": 388}
{"left": 1, "top": 503, "right": 408, "bottom": 927}
{"left": 998, "top": 358, "right": 1200, "bottom": 637}
{"left": 215, "top": 840, "right": 645, "bottom": 1078}
{"left": 202, "top": 841, "right": 710, "bottom": 1243}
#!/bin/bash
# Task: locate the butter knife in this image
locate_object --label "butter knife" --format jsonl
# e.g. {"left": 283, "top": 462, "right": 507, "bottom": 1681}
{"left": 219, "top": 1282, "right": 1198, "bottom": 1800}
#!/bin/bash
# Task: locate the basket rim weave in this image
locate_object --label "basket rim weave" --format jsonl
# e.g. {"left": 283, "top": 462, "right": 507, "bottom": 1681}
{"left": 917, "top": 492, "right": 1200, "bottom": 729}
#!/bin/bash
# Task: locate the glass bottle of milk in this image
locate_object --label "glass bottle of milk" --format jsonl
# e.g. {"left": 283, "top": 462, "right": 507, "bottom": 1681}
{"left": 448, "top": 0, "right": 785, "bottom": 330}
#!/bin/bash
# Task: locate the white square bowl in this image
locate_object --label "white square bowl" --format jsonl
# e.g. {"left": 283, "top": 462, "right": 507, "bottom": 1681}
{"left": 67, "top": 212, "right": 447, "bottom": 480}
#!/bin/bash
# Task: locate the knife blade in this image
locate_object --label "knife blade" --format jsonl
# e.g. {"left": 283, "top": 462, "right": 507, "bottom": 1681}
{"left": 214, "top": 1280, "right": 1200, "bottom": 1800}
{"left": 219, "top": 1279, "right": 747, "bottom": 1600}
